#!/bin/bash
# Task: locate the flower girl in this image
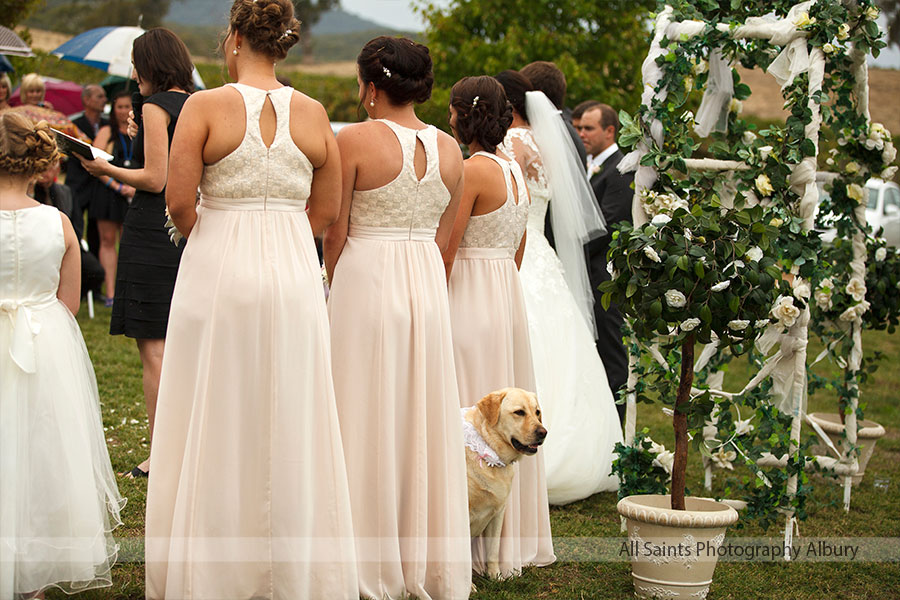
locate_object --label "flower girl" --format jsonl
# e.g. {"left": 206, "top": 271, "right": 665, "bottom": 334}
{"left": 0, "top": 112, "right": 123, "bottom": 598}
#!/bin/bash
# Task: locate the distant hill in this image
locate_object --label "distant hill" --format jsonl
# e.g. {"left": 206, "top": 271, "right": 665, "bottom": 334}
{"left": 165, "top": 1, "right": 396, "bottom": 35}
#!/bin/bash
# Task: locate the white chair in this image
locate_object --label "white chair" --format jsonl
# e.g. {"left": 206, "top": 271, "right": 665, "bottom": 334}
{"left": 80, "top": 238, "right": 95, "bottom": 319}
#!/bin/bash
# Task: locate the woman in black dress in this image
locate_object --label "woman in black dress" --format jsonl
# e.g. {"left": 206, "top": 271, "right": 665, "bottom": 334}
{"left": 91, "top": 90, "right": 136, "bottom": 305}
{"left": 81, "top": 28, "right": 193, "bottom": 478}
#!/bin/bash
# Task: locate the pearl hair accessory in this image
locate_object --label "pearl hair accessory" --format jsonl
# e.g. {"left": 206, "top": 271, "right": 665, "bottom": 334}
{"left": 383, "top": 66, "right": 391, "bottom": 78}
{"left": 281, "top": 29, "right": 293, "bottom": 40}
{"left": 472, "top": 96, "right": 479, "bottom": 107}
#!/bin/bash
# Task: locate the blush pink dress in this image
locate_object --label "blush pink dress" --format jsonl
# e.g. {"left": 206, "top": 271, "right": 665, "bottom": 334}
{"left": 448, "top": 151, "right": 555, "bottom": 577}
{"left": 145, "top": 84, "right": 358, "bottom": 599}
{"left": 328, "top": 119, "right": 472, "bottom": 600}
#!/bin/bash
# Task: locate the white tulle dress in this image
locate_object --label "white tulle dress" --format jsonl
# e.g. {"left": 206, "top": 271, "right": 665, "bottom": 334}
{"left": 0, "top": 204, "right": 124, "bottom": 598}
{"left": 500, "top": 127, "right": 623, "bottom": 505}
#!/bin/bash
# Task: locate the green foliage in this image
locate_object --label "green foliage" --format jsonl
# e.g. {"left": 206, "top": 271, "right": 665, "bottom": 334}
{"left": 1, "top": 0, "right": 43, "bottom": 28}
{"left": 611, "top": 429, "right": 672, "bottom": 500}
{"left": 416, "top": 0, "right": 655, "bottom": 108}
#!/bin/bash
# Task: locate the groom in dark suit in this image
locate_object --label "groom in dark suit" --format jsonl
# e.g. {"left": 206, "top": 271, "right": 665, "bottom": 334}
{"left": 578, "top": 104, "right": 633, "bottom": 421}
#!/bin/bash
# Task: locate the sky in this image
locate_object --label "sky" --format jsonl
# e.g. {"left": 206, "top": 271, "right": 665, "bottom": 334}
{"left": 339, "top": 0, "right": 899, "bottom": 69}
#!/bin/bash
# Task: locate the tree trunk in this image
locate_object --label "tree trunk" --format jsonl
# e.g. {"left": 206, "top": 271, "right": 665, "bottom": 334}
{"left": 671, "top": 333, "right": 695, "bottom": 511}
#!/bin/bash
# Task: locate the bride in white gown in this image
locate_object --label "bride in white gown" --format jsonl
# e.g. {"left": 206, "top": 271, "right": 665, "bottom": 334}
{"left": 497, "top": 76, "right": 622, "bottom": 505}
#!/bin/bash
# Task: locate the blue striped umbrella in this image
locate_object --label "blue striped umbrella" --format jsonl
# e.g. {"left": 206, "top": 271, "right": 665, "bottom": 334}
{"left": 51, "top": 26, "right": 145, "bottom": 78}
{"left": 51, "top": 26, "right": 205, "bottom": 90}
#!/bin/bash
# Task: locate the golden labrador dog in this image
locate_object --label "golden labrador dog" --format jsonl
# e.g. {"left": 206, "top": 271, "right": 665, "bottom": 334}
{"left": 463, "top": 387, "right": 547, "bottom": 578}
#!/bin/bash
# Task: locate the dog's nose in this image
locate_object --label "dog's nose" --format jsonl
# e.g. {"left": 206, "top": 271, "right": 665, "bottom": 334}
{"left": 534, "top": 427, "right": 547, "bottom": 440}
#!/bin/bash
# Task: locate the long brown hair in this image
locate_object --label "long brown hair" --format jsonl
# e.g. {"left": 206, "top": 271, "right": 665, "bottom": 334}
{"left": 132, "top": 28, "right": 194, "bottom": 95}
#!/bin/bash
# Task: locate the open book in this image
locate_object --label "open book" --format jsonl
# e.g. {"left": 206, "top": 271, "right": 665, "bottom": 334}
{"left": 52, "top": 128, "right": 114, "bottom": 162}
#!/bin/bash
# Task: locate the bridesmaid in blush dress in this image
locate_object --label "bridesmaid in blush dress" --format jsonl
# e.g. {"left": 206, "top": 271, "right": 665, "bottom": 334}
{"left": 443, "top": 76, "right": 555, "bottom": 578}
{"left": 144, "top": 1, "right": 357, "bottom": 598}
{"left": 323, "top": 36, "right": 471, "bottom": 600}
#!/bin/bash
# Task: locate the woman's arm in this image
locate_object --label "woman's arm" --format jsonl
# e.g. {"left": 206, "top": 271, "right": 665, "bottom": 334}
{"left": 322, "top": 126, "right": 360, "bottom": 283}
{"left": 79, "top": 103, "right": 171, "bottom": 194}
{"left": 166, "top": 94, "right": 210, "bottom": 238}
{"left": 93, "top": 124, "right": 112, "bottom": 152}
{"left": 57, "top": 212, "right": 81, "bottom": 314}
{"left": 306, "top": 105, "right": 342, "bottom": 239}
{"left": 441, "top": 158, "right": 480, "bottom": 278}
{"left": 435, "top": 134, "right": 466, "bottom": 279}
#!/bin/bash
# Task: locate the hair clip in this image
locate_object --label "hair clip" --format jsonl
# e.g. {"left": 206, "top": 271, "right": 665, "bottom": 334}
{"left": 472, "top": 96, "right": 480, "bottom": 107}
{"left": 281, "top": 29, "right": 293, "bottom": 39}
{"left": 383, "top": 66, "right": 391, "bottom": 78}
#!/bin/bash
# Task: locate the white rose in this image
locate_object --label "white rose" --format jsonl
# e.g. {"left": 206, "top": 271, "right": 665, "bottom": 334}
{"left": 728, "top": 319, "right": 750, "bottom": 331}
{"left": 883, "top": 143, "right": 897, "bottom": 164}
{"left": 845, "top": 277, "right": 866, "bottom": 302}
{"left": 665, "top": 289, "right": 687, "bottom": 308}
{"left": 681, "top": 318, "right": 701, "bottom": 331}
{"left": 845, "top": 161, "right": 860, "bottom": 174}
{"left": 651, "top": 214, "right": 672, "bottom": 227}
{"left": 839, "top": 307, "right": 857, "bottom": 322}
{"left": 755, "top": 174, "right": 774, "bottom": 197}
{"left": 711, "top": 447, "right": 737, "bottom": 470}
{"left": 814, "top": 288, "right": 833, "bottom": 310}
{"left": 771, "top": 295, "right": 801, "bottom": 328}
{"left": 644, "top": 246, "right": 662, "bottom": 263}
{"left": 855, "top": 299, "right": 871, "bottom": 317}
{"left": 838, "top": 136, "right": 847, "bottom": 146}
{"left": 847, "top": 183, "right": 865, "bottom": 204}
{"left": 745, "top": 246, "right": 764, "bottom": 262}
{"left": 691, "top": 59, "right": 708, "bottom": 75}
{"left": 826, "top": 157, "right": 835, "bottom": 167}
{"left": 793, "top": 280, "right": 811, "bottom": 300}
{"left": 735, "top": 419, "right": 755, "bottom": 436}
{"left": 729, "top": 98, "right": 742, "bottom": 114}
{"left": 823, "top": 43, "right": 835, "bottom": 54}
{"left": 875, "top": 247, "right": 887, "bottom": 261}
{"left": 871, "top": 122, "right": 887, "bottom": 137}
{"left": 649, "top": 441, "right": 666, "bottom": 455}
{"left": 837, "top": 23, "right": 850, "bottom": 41}
{"left": 755, "top": 319, "right": 771, "bottom": 329}
{"left": 653, "top": 450, "right": 675, "bottom": 474}
{"left": 759, "top": 145, "right": 774, "bottom": 160}
{"left": 711, "top": 280, "right": 731, "bottom": 292}
{"left": 742, "top": 131, "right": 757, "bottom": 144}
{"left": 794, "top": 12, "right": 813, "bottom": 28}
{"left": 882, "top": 166, "right": 898, "bottom": 180}
{"left": 866, "top": 6, "right": 880, "bottom": 20}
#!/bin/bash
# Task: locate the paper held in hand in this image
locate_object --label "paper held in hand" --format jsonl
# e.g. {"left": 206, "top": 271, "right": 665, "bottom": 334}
{"left": 51, "top": 128, "right": 114, "bottom": 162}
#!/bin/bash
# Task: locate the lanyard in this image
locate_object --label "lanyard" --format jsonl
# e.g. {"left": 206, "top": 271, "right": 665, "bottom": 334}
{"left": 118, "top": 131, "right": 134, "bottom": 167}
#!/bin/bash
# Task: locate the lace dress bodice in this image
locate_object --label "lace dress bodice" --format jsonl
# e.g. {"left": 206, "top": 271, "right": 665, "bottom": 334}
{"left": 200, "top": 84, "right": 313, "bottom": 209}
{"left": 500, "top": 127, "right": 550, "bottom": 234}
{"left": 459, "top": 152, "right": 529, "bottom": 250}
{"left": 0, "top": 205, "right": 64, "bottom": 307}
{"left": 349, "top": 120, "right": 449, "bottom": 230}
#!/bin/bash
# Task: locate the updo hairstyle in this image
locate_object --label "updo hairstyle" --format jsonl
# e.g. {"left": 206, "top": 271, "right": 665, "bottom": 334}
{"left": 0, "top": 112, "right": 61, "bottom": 177}
{"left": 228, "top": 0, "right": 300, "bottom": 61}
{"left": 358, "top": 36, "right": 433, "bottom": 105}
{"left": 449, "top": 76, "right": 513, "bottom": 154}
{"left": 494, "top": 70, "right": 533, "bottom": 124}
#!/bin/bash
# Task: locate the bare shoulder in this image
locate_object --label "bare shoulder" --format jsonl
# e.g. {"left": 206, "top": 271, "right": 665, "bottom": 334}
{"left": 336, "top": 120, "right": 382, "bottom": 147}
{"left": 57, "top": 210, "right": 76, "bottom": 239}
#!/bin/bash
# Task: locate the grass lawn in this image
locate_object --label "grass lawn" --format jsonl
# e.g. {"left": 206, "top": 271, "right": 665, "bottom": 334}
{"left": 50, "top": 306, "right": 899, "bottom": 599}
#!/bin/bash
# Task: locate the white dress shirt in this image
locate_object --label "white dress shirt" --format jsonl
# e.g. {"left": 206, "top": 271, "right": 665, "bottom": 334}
{"left": 587, "top": 143, "right": 619, "bottom": 176}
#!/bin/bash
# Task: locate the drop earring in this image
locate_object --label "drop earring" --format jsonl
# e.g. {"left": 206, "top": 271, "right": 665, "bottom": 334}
{"left": 369, "top": 100, "right": 375, "bottom": 107}
{"left": 232, "top": 49, "right": 238, "bottom": 56}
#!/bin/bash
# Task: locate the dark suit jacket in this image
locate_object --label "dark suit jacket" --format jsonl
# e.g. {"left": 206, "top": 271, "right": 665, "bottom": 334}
{"left": 586, "top": 149, "right": 633, "bottom": 283}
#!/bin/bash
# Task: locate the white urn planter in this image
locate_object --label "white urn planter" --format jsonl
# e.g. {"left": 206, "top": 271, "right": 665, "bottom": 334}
{"left": 617, "top": 495, "right": 739, "bottom": 600}
{"left": 808, "top": 412, "right": 886, "bottom": 485}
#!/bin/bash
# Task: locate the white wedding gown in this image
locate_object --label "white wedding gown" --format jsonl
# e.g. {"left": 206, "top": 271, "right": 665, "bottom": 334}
{"left": 500, "top": 127, "right": 623, "bottom": 505}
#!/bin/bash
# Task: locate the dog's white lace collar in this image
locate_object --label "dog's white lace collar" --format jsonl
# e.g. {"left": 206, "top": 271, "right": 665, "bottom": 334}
{"left": 461, "top": 407, "right": 506, "bottom": 468}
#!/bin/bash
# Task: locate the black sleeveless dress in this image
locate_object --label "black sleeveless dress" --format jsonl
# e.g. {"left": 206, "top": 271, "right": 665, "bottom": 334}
{"left": 110, "top": 91, "right": 188, "bottom": 339}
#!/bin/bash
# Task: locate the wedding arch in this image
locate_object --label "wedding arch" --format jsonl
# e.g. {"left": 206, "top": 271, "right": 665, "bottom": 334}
{"left": 614, "top": 0, "right": 896, "bottom": 553}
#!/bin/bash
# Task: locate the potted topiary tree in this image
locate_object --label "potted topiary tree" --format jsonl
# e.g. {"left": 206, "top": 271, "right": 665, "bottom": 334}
{"left": 601, "top": 183, "right": 798, "bottom": 598}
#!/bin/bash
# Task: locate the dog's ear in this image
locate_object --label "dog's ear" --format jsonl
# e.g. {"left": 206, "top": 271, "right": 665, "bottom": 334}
{"left": 477, "top": 389, "right": 506, "bottom": 426}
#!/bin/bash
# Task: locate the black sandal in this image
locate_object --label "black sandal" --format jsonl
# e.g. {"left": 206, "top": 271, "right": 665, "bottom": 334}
{"left": 124, "top": 466, "right": 149, "bottom": 479}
